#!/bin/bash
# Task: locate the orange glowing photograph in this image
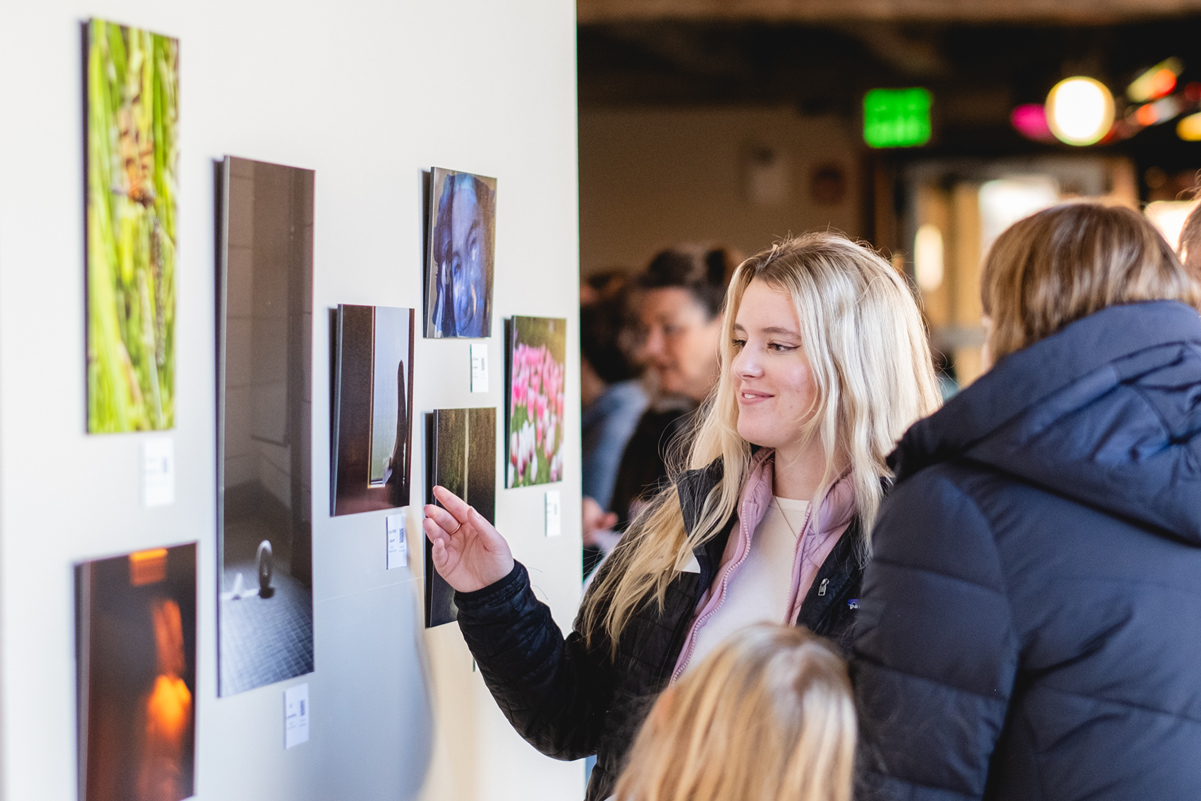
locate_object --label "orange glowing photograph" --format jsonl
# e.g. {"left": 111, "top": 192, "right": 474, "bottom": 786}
{"left": 76, "top": 543, "right": 196, "bottom": 801}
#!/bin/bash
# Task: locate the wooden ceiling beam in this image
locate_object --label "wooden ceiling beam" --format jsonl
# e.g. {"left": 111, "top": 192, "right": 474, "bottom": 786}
{"left": 578, "top": 0, "right": 1201, "bottom": 26}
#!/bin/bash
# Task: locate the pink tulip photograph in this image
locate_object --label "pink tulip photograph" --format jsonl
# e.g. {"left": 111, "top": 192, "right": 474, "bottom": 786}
{"left": 505, "top": 317, "right": 567, "bottom": 488}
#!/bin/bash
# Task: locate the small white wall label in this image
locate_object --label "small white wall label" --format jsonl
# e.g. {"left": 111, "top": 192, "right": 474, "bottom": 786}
{"left": 386, "top": 511, "right": 408, "bottom": 570}
{"left": 470, "top": 343, "right": 489, "bottom": 392}
{"left": 285, "top": 683, "right": 310, "bottom": 748}
{"left": 142, "top": 436, "right": 175, "bottom": 507}
{"left": 545, "top": 490, "right": 561, "bottom": 538}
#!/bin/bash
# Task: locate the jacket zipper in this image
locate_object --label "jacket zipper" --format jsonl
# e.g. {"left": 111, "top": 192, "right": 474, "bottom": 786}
{"left": 796, "top": 529, "right": 859, "bottom": 634}
{"left": 784, "top": 503, "right": 816, "bottom": 623}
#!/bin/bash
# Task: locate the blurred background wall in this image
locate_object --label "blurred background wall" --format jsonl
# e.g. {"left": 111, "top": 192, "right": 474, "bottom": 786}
{"left": 578, "top": 0, "right": 1201, "bottom": 387}
{"left": 580, "top": 107, "right": 862, "bottom": 274}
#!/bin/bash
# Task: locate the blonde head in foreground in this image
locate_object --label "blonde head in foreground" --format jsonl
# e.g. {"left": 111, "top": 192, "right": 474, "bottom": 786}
{"left": 614, "top": 624, "right": 857, "bottom": 801}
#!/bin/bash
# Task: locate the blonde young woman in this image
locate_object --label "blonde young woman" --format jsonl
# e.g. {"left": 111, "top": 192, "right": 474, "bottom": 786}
{"left": 615, "top": 624, "right": 856, "bottom": 801}
{"left": 424, "top": 233, "right": 940, "bottom": 801}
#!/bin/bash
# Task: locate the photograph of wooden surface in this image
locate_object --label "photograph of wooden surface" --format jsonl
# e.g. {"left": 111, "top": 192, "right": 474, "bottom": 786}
{"left": 425, "top": 407, "right": 496, "bottom": 627}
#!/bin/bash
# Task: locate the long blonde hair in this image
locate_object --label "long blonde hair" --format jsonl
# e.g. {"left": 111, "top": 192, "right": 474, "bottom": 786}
{"left": 581, "top": 233, "right": 940, "bottom": 649}
{"left": 613, "top": 624, "right": 857, "bottom": 801}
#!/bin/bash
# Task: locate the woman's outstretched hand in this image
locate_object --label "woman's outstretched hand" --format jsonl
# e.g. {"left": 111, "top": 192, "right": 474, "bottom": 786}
{"left": 423, "top": 485, "right": 515, "bottom": 593}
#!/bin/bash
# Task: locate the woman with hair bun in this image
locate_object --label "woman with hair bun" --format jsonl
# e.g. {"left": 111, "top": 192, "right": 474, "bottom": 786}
{"left": 606, "top": 244, "right": 741, "bottom": 536}
{"left": 425, "top": 232, "right": 940, "bottom": 801}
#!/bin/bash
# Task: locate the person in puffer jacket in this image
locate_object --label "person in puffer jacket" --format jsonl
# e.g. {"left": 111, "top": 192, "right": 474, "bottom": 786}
{"left": 423, "top": 233, "right": 941, "bottom": 801}
{"left": 853, "top": 202, "right": 1201, "bottom": 801}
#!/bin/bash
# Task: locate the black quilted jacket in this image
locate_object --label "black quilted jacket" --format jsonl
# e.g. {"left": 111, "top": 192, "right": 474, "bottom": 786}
{"left": 455, "top": 458, "right": 864, "bottom": 801}
{"left": 854, "top": 301, "right": 1201, "bottom": 800}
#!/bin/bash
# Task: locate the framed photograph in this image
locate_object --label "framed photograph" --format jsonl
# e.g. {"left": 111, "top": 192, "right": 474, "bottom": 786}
{"left": 216, "top": 156, "right": 315, "bottom": 696}
{"left": 424, "top": 167, "right": 497, "bottom": 338}
{"left": 505, "top": 316, "right": 567, "bottom": 487}
{"left": 425, "top": 407, "right": 496, "bottom": 627}
{"left": 332, "top": 305, "right": 415, "bottom": 516}
{"left": 85, "top": 19, "right": 179, "bottom": 432}
{"left": 76, "top": 543, "right": 196, "bottom": 801}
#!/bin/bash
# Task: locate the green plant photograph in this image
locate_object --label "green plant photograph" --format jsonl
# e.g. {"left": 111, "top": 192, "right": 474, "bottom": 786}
{"left": 86, "top": 19, "right": 178, "bottom": 432}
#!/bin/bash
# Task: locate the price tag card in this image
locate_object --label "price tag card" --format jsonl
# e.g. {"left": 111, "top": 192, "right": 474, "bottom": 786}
{"left": 386, "top": 512, "right": 408, "bottom": 570}
{"left": 285, "top": 683, "right": 310, "bottom": 749}
{"left": 470, "top": 343, "right": 489, "bottom": 392}
{"left": 545, "top": 490, "right": 562, "bottom": 538}
{"left": 142, "top": 436, "right": 175, "bottom": 507}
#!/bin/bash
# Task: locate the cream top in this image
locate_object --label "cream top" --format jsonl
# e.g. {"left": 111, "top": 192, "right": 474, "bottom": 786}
{"left": 684, "top": 496, "right": 810, "bottom": 672}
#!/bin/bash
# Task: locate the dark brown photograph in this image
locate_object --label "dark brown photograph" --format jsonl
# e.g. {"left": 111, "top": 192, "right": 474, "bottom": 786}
{"left": 332, "top": 305, "right": 415, "bottom": 516}
{"left": 76, "top": 543, "right": 197, "bottom": 801}
{"left": 425, "top": 407, "right": 496, "bottom": 627}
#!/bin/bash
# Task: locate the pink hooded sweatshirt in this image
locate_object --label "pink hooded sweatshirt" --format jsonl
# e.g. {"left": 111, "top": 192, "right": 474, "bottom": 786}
{"left": 670, "top": 449, "right": 857, "bottom": 682}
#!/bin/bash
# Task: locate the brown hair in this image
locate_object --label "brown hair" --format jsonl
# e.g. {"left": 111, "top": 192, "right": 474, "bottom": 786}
{"left": 637, "top": 245, "right": 742, "bottom": 320}
{"left": 613, "top": 624, "right": 856, "bottom": 801}
{"left": 982, "top": 203, "right": 1201, "bottom": 362}
{"left": 1177, "top": 201, "right": 1201, "bottom": 286}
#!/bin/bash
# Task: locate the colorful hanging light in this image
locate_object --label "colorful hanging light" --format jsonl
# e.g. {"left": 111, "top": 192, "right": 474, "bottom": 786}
{"left": 1127, "top": 58, "right": 1184, "bottom": 103}
{"left": 1010, "top": 104, "right": 1056, "bottom": 143}
{"left": 1177, "top": 112, "right": 1201, "bottom": 141}
{"left": 1046, "top": 77, "right": 1116, "bottom": 146}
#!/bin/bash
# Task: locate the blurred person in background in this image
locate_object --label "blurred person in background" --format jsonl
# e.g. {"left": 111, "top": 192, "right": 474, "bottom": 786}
{"left": 581, "top": 271, "right": 649, "bottom": 575}
{"left": 614, "top": 624, "right": 856, "bottom": 801}
{"left": 422, "top": 233, "right": 939, "bottom": 801}
{"left": 606, "top": 245, "right": 740, "bottom": 539}
{"left": 854, "top": 203, "right": 1201, "bottom": 801}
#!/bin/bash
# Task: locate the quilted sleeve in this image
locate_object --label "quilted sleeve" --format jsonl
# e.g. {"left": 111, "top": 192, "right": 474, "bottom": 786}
{"left": 852, "top": 468, "right": 1019, "bottom": 801}
{"left": 455, "top": 561, "right": 612, "bottom": 761}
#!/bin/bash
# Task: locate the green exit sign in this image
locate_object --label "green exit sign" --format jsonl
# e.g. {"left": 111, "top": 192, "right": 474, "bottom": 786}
{"left": 863, "top": 88, "right": 932, "bottom": 148}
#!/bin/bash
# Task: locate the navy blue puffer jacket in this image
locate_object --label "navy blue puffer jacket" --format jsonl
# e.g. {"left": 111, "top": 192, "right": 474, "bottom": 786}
{"left": 853, "top": 301, "right": 1201, "bottom": 801}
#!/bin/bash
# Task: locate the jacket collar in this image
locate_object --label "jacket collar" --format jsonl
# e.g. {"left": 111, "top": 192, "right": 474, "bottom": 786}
{"left": 891, "top": 300, "right": 1201, "bottom": 482}
{"left": 674, "top": 449, "right": 764, "bottom": 537}
{"left": 889, "top": 300, "right": 1201, "bottom": 544}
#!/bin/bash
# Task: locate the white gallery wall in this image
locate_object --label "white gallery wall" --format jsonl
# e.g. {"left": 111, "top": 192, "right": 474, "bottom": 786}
{"left": 0, "top": 1, "right": 582, "bottom": 800}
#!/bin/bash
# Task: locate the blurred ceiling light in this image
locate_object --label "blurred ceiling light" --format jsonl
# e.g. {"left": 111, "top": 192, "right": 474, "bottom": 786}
{"left": 1046, "top": 77, "right": 1115, "bottom": 146}
{"left": 1177, "top": 111, "right": 1201, "bottom": 141}
{"left": 1133, "top": 95, "right": 1184, "bottom": 127}
{"left": 914, "top": 224, "right": 945, "bottom": 292}
{"left": 1127, "top": 58, "right": 1184, "bottom": 103}
{"left": 1010, "top": 104, "right": 1056, "bottom": 143}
